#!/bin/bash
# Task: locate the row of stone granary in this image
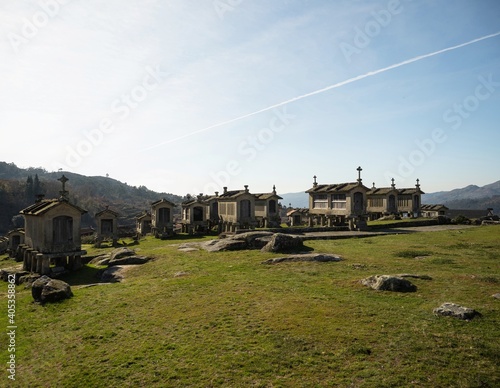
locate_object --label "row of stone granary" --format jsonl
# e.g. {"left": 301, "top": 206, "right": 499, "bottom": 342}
{"left": 0, "top": 168, "right": 428, "bottom": 276}
{"left": 137, "top": 184, "right": 282, "bottom": 237}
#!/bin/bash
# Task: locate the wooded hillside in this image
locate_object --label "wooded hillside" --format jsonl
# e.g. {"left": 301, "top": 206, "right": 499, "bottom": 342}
{"left": 0, "top": 162, "right": 183, "bottom": 234}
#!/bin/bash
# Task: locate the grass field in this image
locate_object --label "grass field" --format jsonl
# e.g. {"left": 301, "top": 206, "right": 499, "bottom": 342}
{"left": 1, "top": 226, "right": 499, "bottom": 387}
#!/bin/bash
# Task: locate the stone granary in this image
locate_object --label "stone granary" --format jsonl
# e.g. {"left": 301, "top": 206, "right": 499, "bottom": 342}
{"left": 95, "top": 206, "right": 120, "bottom": 247}
{"left": 306, "top": 167, "right": 424, "bottom": 227}
{"left": 136, "top": 211, "right": 152, "bottom": 236}
{"left": 366, "top": 178, "right": 424, "bottom": 219}
{"left": 287, "top": 208, "right": 309, "bottom": 226}
{"left": 18, "top": 175, "right": 87, "bottom": 276}
{"left": 217, "top": 185, "right": 281, "bottom": 232}
{"left": 254, "top": 185, "right": 282, "bottom": 228}
{"left": 306, "top": 167, "right": 369, "bottom": 227}
{"left": 151, "top": 198, "right": 175, "bottom": 238}
{"left": 181, "top": 194, "right": 208, "bottom": 234}
{"left": 420, "top": 204, "right": 449, "bottom": 218}
{"left": 6, "top": 228, "right": 25, "bottom": 257}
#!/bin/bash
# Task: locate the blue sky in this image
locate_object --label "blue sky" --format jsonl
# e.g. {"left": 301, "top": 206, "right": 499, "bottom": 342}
{"left": 1, "top": 0, "right": 499, "bottom": 196}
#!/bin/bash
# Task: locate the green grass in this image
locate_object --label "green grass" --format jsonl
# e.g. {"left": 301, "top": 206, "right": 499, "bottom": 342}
{"left": 1, "top": 226, "right": 499, "bottom": 387}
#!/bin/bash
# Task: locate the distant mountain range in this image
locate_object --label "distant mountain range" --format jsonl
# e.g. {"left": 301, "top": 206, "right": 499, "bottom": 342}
{"left": 280, "top": 181, "right": 500, "bottom": 212}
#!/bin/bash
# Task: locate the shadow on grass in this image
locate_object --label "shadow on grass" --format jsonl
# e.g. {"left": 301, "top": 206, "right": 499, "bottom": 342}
{"left": 58, "top": 264, "right": 104, "bottom": 286}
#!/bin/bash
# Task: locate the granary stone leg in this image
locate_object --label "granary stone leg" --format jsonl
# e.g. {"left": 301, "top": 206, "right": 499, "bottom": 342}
{"left": 22, "top": 247, "right": 30, "bottom": 271}
{"left": 24, "top": 248, "right": 33, "bottom": 271}
{"left": 41, "top": 256, "right": 51, "bottom": 275}
{"left": 308, "top": 216, "right": 314, "bottom": 227}
{"left": 327, "top": 217, "right": 333, "bottom": 227}
{"left": 71, "top": 255, "right": 82, "bottom": 271}
{"left": 320, "top": 216, "right": 325, "bottom": 227}
{"left": 36, "top": 254, "right": 43, "bottom": 274}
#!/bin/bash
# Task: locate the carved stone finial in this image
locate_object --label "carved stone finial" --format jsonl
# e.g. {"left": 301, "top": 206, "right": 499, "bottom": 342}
{"left": 357, "top": 166, "right": 362, "bottom": 183}
{"left": 58, "top": 175, "right": 69, "bottom": 201}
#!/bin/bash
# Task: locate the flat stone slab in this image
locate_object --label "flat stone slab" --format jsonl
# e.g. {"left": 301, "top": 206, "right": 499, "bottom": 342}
{"left": 361, "top": 275, "right": 417, "bottom": 292}
{"left": 262, "top": 253, "right": 343, "bottom": 264}
{"left": 100, "top": 265, "right": 136, "bottom": 283}
{"left": 433, "top": 303, "right": 481, "bottom": 320}
{"left": 492, "top": 293, "right": 500, "bottom": 299}
{"left": 0, "top": 267, "right": 29, "bottom": 285}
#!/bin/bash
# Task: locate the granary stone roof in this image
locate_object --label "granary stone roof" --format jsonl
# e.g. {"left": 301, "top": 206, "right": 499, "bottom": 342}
{"left": 95, "top": 207, "right": 120, "bottom": 217}
{"left": 151, "top": 198, "right": 176, "bottom": 207}
{"left": 366, "top": 187, "right": 398, "bottom": 195}
{"left": 306, "top": 182, "right": 367, "bottom": 194}
{"left": 217, "top": 190, "right": 248, "bottom": 199}
{"left": 136, "top": 212, "right": 151, "bottom": 221}
{"left": 398, "top": 188, "right": 425, "bottom": 195}
{"left": 254, "top": 192, "right": 283, "bottom": 200}
{"left": 286, "top": 208, "right": 309, "bottom": 217}
{"left": 20, "top": 199, "right": 87, "bottom": 216}
{"left": 421, "top": 204, "right": 448, "bottom": 211}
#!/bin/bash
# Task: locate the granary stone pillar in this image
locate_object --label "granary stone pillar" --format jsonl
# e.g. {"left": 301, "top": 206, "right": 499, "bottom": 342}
{"left": 71, "top": 255, "right": 83, "bottom": 271}
{"left": 41, "top": 256, "right": 51, "bottom": 275}
{"left": 22, "top": 246, "right": 30, "bottom": 271}
{"left": 24, "top": 248, "right": 33, "bottom": 271}
{"left": 320, "top": 216, "right": 325, "bottom": 227}
{"left": 308, "top": 216, "right": 314, "bottom": 227}
{"left": 36, "top": 253, "right": 43, "bottom": 274}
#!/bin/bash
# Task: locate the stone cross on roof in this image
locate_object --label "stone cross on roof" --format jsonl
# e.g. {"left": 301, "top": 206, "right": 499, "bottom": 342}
{"left": 357, "top": 166, "right": 362, "bottom": 183}
{"left": 58, "top": 175, "right": 69, "bottom": 201}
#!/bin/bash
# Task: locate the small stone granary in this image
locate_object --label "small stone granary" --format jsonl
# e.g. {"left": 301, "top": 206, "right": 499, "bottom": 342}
{"left": 18, "top": 175, "right": 87, "bottom": 275}
{"left": 136, "top": 211, "right": 152, "bottom": 236}
{"left": 181, "top": 194, "right": 209, "bottom": 234}
{"left": 95, "top": 206, "right": 120, "bottom": 247}
{"left": 151, "top": 198, "right": 175, "bottom": 238}
{"left": 287, "top": 208, "right": 309, "bottom": 226}
{"left": 6, "top": 228, "right": 25, "bottom": 257}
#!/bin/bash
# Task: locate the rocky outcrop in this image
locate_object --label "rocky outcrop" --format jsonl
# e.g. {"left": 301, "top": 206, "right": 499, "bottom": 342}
{"left": 89, "top": 254, "right": 111, "bottom": 266}
{"left": 361, "top": 275, "right": 417, "bottom": 292}
{"left": 260, "top": 233, "right": 304, "bottom": 253}
{"left": 202, "top": 239, "right": 249, "bottom": 252}
{"left": 31, "top": 276, "right": 73, "bottom": 304}
{"left": 99, "top": 265, "right": 135, "bottom": 283}
{"left": 262, "top": 253, "right": 342, "bottom": 264}
{"left": 433, "top": 303, "right": 481, "bottom": 320}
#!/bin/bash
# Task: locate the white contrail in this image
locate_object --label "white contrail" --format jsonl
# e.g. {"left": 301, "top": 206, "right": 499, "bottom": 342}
{"left": 142, "top": 31, "right": 500, "bottom": 151}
